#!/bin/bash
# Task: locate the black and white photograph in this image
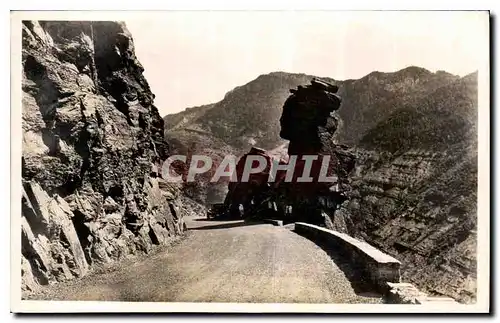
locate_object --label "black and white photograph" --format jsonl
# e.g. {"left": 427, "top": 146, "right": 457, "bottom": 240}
{"left": 9, "top": 9, "right": 490, "bottom": 313}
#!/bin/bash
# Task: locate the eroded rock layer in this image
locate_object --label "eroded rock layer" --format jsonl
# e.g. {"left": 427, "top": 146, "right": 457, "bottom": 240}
{"left": 21, "top": 21, "right": 189, "bottom": 294}
{"left": 339, "top": 73, "right": 478, "bottom": 303}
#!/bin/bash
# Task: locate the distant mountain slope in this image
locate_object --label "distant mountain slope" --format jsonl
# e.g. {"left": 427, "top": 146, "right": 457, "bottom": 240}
{"left": 164, "top": 72, "right": 317, "bottom": 156}
{"left": 163, "top": 67, "right": 459, "bottom": 155}
{"left": 359, "top": 72, "right": 477, "bottom": 152}
{"left": 163, "top": 103, "right": 216, "bottom": 131}
{"left": 338, "top": 72, "right": 478, "bottom": 303}
{"left": 336, "top": 67, "right": 459, "bottom": 145}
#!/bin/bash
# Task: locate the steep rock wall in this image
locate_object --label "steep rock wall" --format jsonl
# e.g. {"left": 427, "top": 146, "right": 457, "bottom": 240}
{"left": 338, "top": 147, "right": 477, "bottom": 303}
{"left": 21, "top": 21, "right": 187, "bottom": 294}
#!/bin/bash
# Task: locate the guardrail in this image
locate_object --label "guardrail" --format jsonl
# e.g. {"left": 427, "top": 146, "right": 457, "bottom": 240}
{"left": 294, "top": 222, "right": 401, "bottom": 291}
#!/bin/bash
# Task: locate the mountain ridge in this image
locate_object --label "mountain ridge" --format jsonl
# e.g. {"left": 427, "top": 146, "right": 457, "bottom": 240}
{"left": 163, "top": 66, "right": 463, "bottom": 155}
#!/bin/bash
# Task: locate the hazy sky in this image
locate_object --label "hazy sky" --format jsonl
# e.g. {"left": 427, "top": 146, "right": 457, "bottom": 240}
{"left": 125, "top": 11, "right": 488, "bottom": 116}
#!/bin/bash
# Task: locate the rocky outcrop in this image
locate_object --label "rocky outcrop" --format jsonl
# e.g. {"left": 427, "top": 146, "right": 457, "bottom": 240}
{"left": 222, "top": 147, "right": 275, "bottom": 218}
{"left": 276, "top": 79, "right": 356, "bottom": 228}
{"left": 21, "top": 21, "right": 190, "bottom": 294}
{"left": 220, "top": 79, "right": 356, "bottom": 229}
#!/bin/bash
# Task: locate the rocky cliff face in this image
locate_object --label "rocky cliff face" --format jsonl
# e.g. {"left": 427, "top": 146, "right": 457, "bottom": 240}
{"left": 21, "top": 21, "right": 189, "bottom": 294}
{"left": 337, "top": 147, "right": 477, "bottom": 303}
{"left": 338, "top": 73, "right": 478, "bottom": 303}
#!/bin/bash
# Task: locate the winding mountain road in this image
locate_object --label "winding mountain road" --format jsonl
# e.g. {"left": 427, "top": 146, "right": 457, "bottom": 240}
{"left": 32, "top": 216, "right": 382, "bottom": 303}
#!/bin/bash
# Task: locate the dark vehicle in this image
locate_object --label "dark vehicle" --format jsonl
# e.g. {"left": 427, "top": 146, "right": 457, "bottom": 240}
{"left": 207, "top": 203, "right": 225, "bottom": 219}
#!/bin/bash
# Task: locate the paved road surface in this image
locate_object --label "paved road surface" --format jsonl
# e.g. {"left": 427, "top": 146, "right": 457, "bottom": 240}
{"left": 32, "top": 216, "right": 382, "bottom": 303}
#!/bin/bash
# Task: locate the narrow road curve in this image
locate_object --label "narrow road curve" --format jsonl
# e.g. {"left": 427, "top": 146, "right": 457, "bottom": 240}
{"left": 33, "top": 216, "right": 382, "bottom": 303}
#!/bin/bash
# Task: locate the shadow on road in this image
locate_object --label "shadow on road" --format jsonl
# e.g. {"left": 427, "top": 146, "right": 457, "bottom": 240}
{"left": 193, "top": 218, "right": 216, "bottom": 222}
{"left": 294, "top": 230, "right": 382, "bottom": 298}
{"left": 193, "top": 218, "right": 244, "bottom": 222}
{"left": 189, "top": 221, "right": 263, "bottom": 231}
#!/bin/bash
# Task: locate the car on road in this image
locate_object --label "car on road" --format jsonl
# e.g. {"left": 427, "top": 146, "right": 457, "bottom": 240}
{"left": 207, "top": 203, "right": 225, "bottom": 219}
